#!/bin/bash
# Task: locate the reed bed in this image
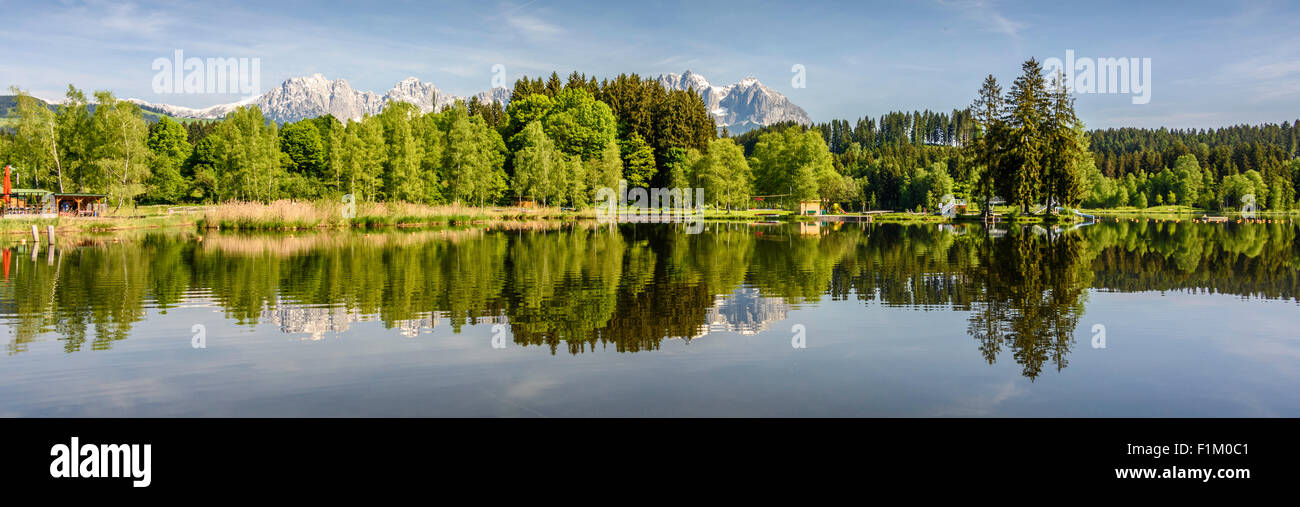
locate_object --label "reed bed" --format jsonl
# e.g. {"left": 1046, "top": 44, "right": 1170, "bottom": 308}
{"left": 197, "top": 220, "right": 588, "bottom": 257}
{"left": 196, "top": 200, "right": 594, "bottom": 230}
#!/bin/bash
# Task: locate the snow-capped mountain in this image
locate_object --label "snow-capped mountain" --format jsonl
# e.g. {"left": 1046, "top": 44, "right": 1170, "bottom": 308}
{"left": 130, "top": 74, "right": 514, "bottom": 124}
{"left": 124, "top": 95, "right": 259, "bottom": 119}
{"left": 656, "top": 70, "right": 812, "bottom": 133}
{"left": 129, "top": 71, "right": 810, "bottom": 130}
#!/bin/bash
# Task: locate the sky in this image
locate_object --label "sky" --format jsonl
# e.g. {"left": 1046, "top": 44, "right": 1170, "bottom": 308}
{"left": 1, "top": 0, "right": 1297, "bottom": 129}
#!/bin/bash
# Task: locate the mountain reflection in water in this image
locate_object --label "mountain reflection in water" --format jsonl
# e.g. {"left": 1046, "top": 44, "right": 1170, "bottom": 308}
{"left": 0, "top": 220, "right": 1297, "bottom": 416}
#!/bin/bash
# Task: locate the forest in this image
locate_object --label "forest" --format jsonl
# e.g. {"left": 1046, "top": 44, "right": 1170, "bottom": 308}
{"left": 736, "top": 61, "right": 1300, "bottom": 213}
{"left": 3, "top": 64, "right": 1298, "bottom": 214}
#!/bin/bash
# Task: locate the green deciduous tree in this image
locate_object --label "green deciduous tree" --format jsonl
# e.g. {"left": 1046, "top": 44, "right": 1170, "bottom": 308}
{"left": 58, "top": 86, "right": 95, "bottom": 192}
{"left": 750, "top": 126, "right": 832, "bottom": 208}
{"left": 542, "top": 87, "right": 618, "bottom": 161}
{"left": 341, "top": 116, "right": 386, "bottom": 200}
{"left": 1171, "top": 154, "right": 1203, "bottom": 206}
{"left": 6, "top": 87, "right": 62, "bottom": 190}
{"left": 584, "top": 139, "right": 623, "bottom": 202}
{"left": 279, "top": 120, "right": 326, "bottom": 181}
{"left": 145, "top": 116, "right": 192, "bottom": 203}
{"left": 91, "top": 91, "right": 151, "bottom": 209}
{"left": 441, "top": 105, "right": 507, "bottom": 206}
{"left": 620, "top": 132, "right": 656, "bottom": 188}
{"left": 378, "top": 102, "right": 430, "bottom": 203}
{"left": 692, "top": 138, "right": 752, "bottom": 210}
{"left": 511, "top": 121, "right": 564, "bottom": 205}
{"left": 208, "top": 106, "right": 281, "bottom": 202}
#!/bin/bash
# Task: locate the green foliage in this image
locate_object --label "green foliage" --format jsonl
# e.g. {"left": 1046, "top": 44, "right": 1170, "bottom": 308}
{"left": 502, "top": 93, "right": 554, "bottom": 145}
{"left": 58, "top": 86, "right": 96, "bottom": 193}
{"left": 750, "top": 126, "right": 833, "bottom": 207}
{"left": 661, "top": 147, "right": 694, "bottom": 191}
{"left": 510, "top": 121, "right": 564, "bottom": 205}
{"left": 1220, "top": 170, "right": 1269, "bottom": 209}
{"left": 999, "top": 58, "right": 1048, "bottom": 212}
{"left": 91, "top": 91, "right": 151, "bottom": 208}
{"left": 441, "top": 105, "right": 507, "bottom": 206}
{"left": 378, "top": 102, "right": 430, "bottom": 203}
{"left": 619, "top": 132, "right": 656, "bottom": 188}
{"left": 541, "top": 87, "right": 617, "bottom": 160}
{"left": 692, "top": 138, "right": 752, "bottom": 209}
{"left": 584, "top": 139, "right": 623, "bottom": 202}
{"left": 908, "top": 162, "right": 954, "bottom": 211}
{"left": 5, "top": 87, "right": 62, "bottom": 189}
{"left": 145, "top": 117, "right": 191, "bottom": 203}
{"left": 278, "top": 120, "right": 326, "bottom": 180}
{"left": 340, "top": 116, "right": 386, "bottom": 200}
{"left": 12, "top": 71, "right": 1293, "bottom": 214}
{"left": 208, "top": 106, "right": 281, "bottom": 202}
{"left": 595, "top": 73, "right": 715, "bottom": 178}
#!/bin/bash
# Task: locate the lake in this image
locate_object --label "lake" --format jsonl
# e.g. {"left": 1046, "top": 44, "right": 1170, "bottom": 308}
{"left": 1, "top": 219, "right": 1297, "bottom": 416}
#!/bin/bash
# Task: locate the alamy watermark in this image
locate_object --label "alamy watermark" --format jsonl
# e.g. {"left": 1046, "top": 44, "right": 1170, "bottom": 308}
{"left": 1240, "top": 194, "right": 1258, "bottom": 219}
{"left": 341, "top": 194, "right": 357, "bottom": 220}
{"left": 191, "top": 323, "right": 206, "bottom": 349}
{"left": 50, "top": 437, "right": 151, "bottom": 488}
{"left": 791, "top": 64, "right": 806, "bottom": 89}
{"left": 594, "top": 180, "right": 706, "bottom": 234}
{"left": 152, "top": 50, "right": 260, "bottom": 96}
{"left": 492, "top": 64, "right": 508, "bottom": 89}
{"left": 491, "top": 324, "right": 507, "bottom": 349}
{"left": 1091, "top": 323, "right": 1106, "bottom": 349}
{"left": 1044, "top": 49, "right": 1151, "bottom": 104}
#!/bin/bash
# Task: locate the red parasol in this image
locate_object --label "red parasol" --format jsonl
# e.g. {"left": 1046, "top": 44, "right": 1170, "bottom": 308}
{"left": 2, "top": 165, "right": 10, "bottom": 196}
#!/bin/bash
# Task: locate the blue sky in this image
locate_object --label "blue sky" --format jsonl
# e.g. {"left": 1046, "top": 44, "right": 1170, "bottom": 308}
{"left": 2, "top": 0, "right": 1297, "bottom": 129}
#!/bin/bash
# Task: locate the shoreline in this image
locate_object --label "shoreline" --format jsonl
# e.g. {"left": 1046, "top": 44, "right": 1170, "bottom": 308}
{"left": 2, "top": 202, "right": 1295, "bottom": 240}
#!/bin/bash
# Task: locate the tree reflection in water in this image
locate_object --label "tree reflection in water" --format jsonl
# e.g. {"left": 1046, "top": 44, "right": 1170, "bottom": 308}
{"left": 1, "top": 220, "right": 1295, "bottom": 379}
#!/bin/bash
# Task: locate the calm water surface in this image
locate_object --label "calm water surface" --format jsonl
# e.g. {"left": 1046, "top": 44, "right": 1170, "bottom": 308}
{"left": 1, "top": 220, "right": 1297, "bottom": 416}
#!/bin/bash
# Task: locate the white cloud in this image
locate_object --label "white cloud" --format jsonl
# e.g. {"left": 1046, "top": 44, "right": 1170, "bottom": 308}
{"left": 936, "top": 0, "right": 1025, "bottom": 37}
{"left": 505, "top": 14, "right": 565, "bottom": 38}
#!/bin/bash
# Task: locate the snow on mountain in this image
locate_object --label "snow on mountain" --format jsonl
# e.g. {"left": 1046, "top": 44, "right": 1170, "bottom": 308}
{"left": 131, "top": 70, "right": 811, "bottom": 131}
{"left": 130, "top": 74, "right": 515, "bottom": 124}
{"left": 656, "top": 70, "right": 812, "bottom": 133}
{"left": 125, "top": 95, "right": 258, "bottom": 119}
{"left": 256, "top": 74, "right": 385, "bottom": 123}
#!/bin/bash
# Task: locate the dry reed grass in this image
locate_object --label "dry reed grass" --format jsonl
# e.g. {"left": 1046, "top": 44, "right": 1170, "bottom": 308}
{"left": 197, "top": 200, "right": 593, "bottom": 230}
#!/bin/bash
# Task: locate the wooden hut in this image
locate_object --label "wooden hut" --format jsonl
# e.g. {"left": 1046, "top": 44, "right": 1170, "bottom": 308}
{"left": 54, "top": 193, "right": 107, "bottom": 217}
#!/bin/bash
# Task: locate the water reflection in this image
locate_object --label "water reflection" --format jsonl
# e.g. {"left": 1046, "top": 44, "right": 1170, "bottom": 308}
{"left": 702, "top": 287, "right": 790, "bottom": 336}
{"left": 1, "top": 220, "right": 1297, "bottom": 381}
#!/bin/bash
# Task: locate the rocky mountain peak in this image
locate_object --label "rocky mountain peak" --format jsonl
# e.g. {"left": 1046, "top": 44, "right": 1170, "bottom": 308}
{"left": 131, "top": 70, "right": 811, "bottom": 131}
{"left": 655, "top": 70, "right": 811, "bottom": 133}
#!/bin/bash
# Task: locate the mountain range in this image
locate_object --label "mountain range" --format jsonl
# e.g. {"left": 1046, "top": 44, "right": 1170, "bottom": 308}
{"left": 126, "top": 74, "right": 513, "bottom": 125}
{"left": 656, "top": 70, "right": 812, "bottom": 133}
{"left": 11, "top": 71, "right": 811, "bottom": 132}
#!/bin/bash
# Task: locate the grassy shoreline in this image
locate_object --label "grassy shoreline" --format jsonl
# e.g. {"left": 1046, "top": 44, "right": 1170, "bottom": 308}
{"left": 192, "top": 200, "right": 595, "bottom": 230}
{"left": 0, "top": 214, "right": 196, "bottom": 236}
{"left": 3, "top": 200, "right": 1295, "bottom": 239}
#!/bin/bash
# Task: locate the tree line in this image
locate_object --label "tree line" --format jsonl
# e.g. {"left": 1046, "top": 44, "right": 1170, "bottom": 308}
{"left": 0, "top": 72, "right": 738, "bottom": 209}
{"left": 737, "top": 60, "right": 1299, "bottom": 213}
{"left": 5, "top": 64, "right": 1298, "bottom": 213}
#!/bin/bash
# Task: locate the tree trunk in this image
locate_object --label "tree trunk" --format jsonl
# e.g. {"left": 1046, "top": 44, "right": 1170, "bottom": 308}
{"left": 48, "top": 123, "right": 65, "bottom": 193}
